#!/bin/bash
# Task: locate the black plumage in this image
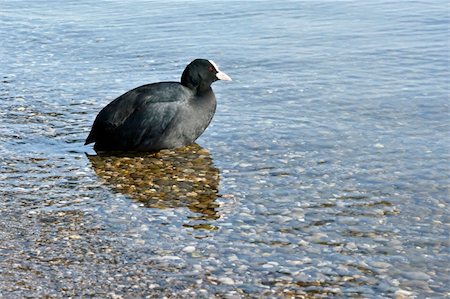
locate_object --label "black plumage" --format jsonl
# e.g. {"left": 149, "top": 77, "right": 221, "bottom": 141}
{"left": 85, "top": 59, "right": 231, "bottom": 152}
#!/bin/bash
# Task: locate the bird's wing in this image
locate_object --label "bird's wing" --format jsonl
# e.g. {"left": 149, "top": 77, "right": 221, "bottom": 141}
{"left": 113, "top": 100, "right": 184, "bottom": 149}
{"left": 85, "top": 90, "right": 138, "bottom": 145}
{"left": 85, "top": 83, "right": 188, "bottom": 148}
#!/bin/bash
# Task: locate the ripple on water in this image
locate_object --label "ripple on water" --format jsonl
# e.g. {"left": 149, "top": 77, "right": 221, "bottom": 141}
{"left": 1, "top": 0, "right": 449, "bottom": 297}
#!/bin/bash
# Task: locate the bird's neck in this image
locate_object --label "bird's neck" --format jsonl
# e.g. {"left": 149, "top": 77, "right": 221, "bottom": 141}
{"left": 182, "top": 81, "right": 213, "bottom": 96}
{"left": 196, "top": 83, "right": 213, "bottom": 96}
{"left": 180, "top": 73, "right": 214, "bottom": 96}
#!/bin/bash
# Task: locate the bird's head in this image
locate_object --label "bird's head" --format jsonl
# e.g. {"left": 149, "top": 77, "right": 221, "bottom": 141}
{"left": 181, "top": 59, "right": 231, "bottom": 93}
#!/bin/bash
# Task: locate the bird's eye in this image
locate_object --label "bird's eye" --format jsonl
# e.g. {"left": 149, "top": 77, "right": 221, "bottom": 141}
{"left": 208, "top": 66, "right": 215, "bottom": 72}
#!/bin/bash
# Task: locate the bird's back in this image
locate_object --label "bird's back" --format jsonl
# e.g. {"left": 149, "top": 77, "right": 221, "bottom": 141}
{"left": 85, "top": 82, "right": 194, "bottom": 151}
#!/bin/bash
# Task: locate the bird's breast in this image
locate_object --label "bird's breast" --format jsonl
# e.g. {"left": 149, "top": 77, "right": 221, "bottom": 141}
{"left": 163, "top": 95, "right": 216, "bottom": 146}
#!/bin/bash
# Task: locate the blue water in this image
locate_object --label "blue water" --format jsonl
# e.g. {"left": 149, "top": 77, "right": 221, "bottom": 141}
{"left": 1, "top": 1, "right": 449, "bottom": 297}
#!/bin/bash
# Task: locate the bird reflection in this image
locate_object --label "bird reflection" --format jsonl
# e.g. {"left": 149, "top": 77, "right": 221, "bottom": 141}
{"left": 87, "top": 144, "right": 221, "bottom": 228}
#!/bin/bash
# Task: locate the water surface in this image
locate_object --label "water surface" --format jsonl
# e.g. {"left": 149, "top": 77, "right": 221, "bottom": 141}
{"left": 1, "top": 1, "right": 449, "bottom": 297}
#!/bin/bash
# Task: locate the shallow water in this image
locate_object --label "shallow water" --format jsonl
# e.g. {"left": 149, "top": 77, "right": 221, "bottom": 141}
{"left": 1, "top": 1, "right": 449, "bottom": 297}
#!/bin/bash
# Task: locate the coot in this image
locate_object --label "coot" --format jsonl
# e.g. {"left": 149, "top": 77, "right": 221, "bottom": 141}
{"left": 85, "top": 59, "right": 231, "bottom": 152}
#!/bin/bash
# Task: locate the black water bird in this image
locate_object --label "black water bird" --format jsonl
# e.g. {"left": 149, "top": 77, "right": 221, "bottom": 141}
{"left": 85, "top": 59, "right": 231, "bottom": 152}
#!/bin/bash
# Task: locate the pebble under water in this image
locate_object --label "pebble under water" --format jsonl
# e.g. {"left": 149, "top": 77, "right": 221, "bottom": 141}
{"left": 1, "top": 1, "right": 449, "bottom": 298}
